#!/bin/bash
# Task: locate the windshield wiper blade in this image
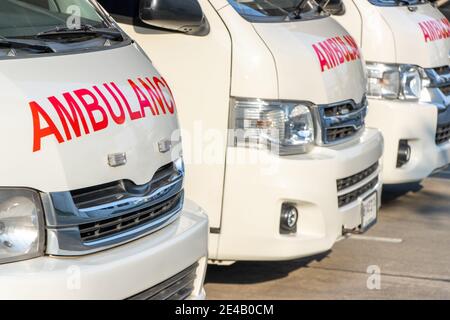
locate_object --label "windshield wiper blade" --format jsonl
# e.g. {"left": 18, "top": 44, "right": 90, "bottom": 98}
{"left": 35, "top": 24, "right": 124, "bottom": 41}
{"left": 0, "top": 37, "right": 55, "bottom": 53}
{"left": 394, "top": 0, "right": 413, "bottom": 5}
{"left": 290, "top": 0, "right": 308, "bottom": 19}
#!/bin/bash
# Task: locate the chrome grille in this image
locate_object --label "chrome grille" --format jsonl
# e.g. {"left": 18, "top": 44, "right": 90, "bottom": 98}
{"left": 317, "top": 97, "right": 367, "bottom": 145}
{"left": 337, "top": 162, "right": 379, "bottom": 192}
{"left": 425, "top": 66, "right": 450, "bottom": 92}
{"left": 71, "top": 162, "right": 178, "bottom": 209}
{"left": 338, "top": 177, "right": 378, "bottom": 208}
{"left": 48, "top": 160, "right": 184, "bottom": 255}
{"left": 129, "top": 263, "right": 198, "bottom": 300}
{"left": 436, "top": 122, "right": 450, "bottom": 145}
{"left": 79, "top": 192, "right": 183, "bottom": 243}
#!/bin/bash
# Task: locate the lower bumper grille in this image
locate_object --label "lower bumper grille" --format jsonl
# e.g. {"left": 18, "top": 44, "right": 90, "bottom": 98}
{"left": 338, "top": 177, "right": 379, "bottom": 208}
{"left": 337, "top": 162, "right": 378, "bottom": 191}
{"left": 128, "top": 263, "right": 198, "bottom": 300}
{"left": 436, "top": 122, "right": 450, "bottom": 145}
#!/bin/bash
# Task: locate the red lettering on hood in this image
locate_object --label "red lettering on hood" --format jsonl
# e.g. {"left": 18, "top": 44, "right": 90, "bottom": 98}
{"left": 74, "top": 88, "right": 109, "bottom": 132}
{"left": 48, "top": 93, "right": 90, "bottom": 141}
{"left": 419, "top": 18, "right": 450, "bottom": 43}
{"left": 30, "top": 76, "right": 177, "bottom": 152}
{"left": 30, "top": 101, "right": 65, "bottom": 152}
{"left": 312, "top": 35, "right": 361, "bottom": 72}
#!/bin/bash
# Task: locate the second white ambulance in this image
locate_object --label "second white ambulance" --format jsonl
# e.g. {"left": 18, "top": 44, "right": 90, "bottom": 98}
{"left": 100, "top": 0, "right": 384, "bottom": 262}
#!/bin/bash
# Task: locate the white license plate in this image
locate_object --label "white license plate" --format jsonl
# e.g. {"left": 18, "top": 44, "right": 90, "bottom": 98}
{"left": 361, "top": 192, "right": 378, "bottom": 230}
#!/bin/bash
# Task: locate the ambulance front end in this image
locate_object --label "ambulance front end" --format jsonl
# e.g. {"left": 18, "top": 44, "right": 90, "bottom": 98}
{"left": 0, "top": 0, "right": 207, "bottom": 300}
{"left": 101, "top": 0, "right": 384, "bottom": 262}
{"left": 212, "top": 0, "right": 384, "bottom": 261}
{"left": 334, "top": 0, "right": 450, "bottom": 184}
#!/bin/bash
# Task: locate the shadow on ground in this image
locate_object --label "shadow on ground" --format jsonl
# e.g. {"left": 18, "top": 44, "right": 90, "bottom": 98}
{"left": 382, "top": 182, "right": 423, "bottom": 204}
{"left": 205, "top": 251, "right": 331, "bottom": 285}
{"left": 381, "top": 171, "right": 450, "bottom": 220}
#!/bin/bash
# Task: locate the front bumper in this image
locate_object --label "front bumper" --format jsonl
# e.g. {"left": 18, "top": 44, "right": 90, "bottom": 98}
{"left": 0, "top": 199, "right": 208, "bottom": 300}
{"left": 210, "top": 128, "right": 383, "bottom": 262}
{"left": 366, "top": 99, "right": 450, "bottom": 184}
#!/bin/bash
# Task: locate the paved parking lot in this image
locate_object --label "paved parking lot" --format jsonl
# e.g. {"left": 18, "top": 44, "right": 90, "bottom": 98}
{"left": 205, "top": 169, "right": 450, "bottom": 300}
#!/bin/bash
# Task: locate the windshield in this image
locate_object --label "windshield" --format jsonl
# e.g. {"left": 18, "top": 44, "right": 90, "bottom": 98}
{"left": 368, "top": 0, "right": 428, "bottom": 6}
{"left": 228, "top": 0, "right": 325, "bottom": 22}
{"left": 0, "top": 0, "right": 125, "bottom": 57}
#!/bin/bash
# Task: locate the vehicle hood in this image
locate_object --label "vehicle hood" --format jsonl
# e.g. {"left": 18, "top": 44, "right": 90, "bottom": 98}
{"left": 0, "top": 44, "right": 179, "bottom": 192}
{"left": 252, "top": 16, "right": 367, "bottom": 105}
{"left": 375, "top": 3, "right": 450, "bottom": 67}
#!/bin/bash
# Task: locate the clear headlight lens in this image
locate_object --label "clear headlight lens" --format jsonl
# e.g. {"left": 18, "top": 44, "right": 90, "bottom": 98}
{"left": 400, "top": 66, "right": 422, "bottom": 100}
{"left": 367, "top": 63, "right": 424, "bottom": 101}
{"left": 0, "top": 189, "right": 44, "bottom": 264}
{"left": 230, "top": 98, "right": 315, "bottom": 155}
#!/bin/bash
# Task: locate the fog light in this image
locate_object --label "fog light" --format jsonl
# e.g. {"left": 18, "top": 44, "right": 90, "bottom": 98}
{"left": 396, "top": 140, "right": 411, "bottom": 168}
{"left": 280, "top": 203, "right": 298, "bottom": 234}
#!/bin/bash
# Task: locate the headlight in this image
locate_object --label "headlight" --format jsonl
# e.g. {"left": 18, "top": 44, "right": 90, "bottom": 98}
{"left": 367, "top": 63, "right": 424, "bottom": 101}
{"left": 229, "top": 98, "right": 315, "bottom": 155}
{"left": 0, "top": 189, "right": 44, "bottom": 264}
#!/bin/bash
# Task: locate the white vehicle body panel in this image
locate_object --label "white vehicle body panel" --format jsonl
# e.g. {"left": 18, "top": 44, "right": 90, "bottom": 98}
{"left": 118, "top": 1, "right": 231, "bottom": 231}
{"left": 251, "top": 17, "right": 366, "bottom": 103}
{"left": 0, "top": 44, "right": 178, "bottom": 191}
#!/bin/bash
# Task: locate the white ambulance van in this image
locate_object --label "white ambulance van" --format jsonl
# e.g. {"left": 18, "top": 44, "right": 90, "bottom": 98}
{"left": 99, "top": 0, "right": 384, "bottom": 262}
{"left": 0, "top": 0, "right": 207, "bottom": 299}
{"left": 329, "top": 0, "right": 450, "bottom": 184}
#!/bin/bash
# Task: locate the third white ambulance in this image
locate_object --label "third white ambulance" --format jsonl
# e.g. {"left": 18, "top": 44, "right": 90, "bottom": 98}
{"left": 331, "top": 0, "right": 450, "bottom": 183}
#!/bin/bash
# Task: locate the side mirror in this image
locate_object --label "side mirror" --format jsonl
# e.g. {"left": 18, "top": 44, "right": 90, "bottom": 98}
{"left": 321, "top": 0, "right": 346, "bottom": 16}
{"left": 139, "top": 0, "right": 208, "bottom": 35}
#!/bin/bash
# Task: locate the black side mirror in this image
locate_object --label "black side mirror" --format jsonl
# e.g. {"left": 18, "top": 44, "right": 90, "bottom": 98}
{"left": 321, "top": 0, "right": 346, "bottom": 16}
{"left": 139, "top": 0, "right": 208, "bottom": 35}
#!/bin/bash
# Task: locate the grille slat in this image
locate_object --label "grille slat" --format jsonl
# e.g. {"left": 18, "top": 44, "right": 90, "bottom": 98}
{"left": 79, "top": 192, "right": 183, "bottom": 243}
{"left": 436, "top": 122, "right": 450, "bottom": 145}
{"left": 71, "top": 162, "right": 182, "bottom": 210}
{"left": 153, "top": 273, "right": 197, "bottom": 300}
{"left": 338, "top": 177, "right": 378, "bottom": 208}
{"left": 327, "top": 127, "right": 357, "bottom": 143}
{"left": 129, "top": 263, "right": 198, "bottom": 300}
{"left": 337, "top": 162, "right": 379, "bottom": 191}
{"left": 433, "top": 66, "right": 450, "bottom": 76}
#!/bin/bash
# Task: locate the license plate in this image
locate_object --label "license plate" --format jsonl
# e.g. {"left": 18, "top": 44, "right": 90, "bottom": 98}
{"left": 361, "top": 192, "right": 378, "bottom": 230}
